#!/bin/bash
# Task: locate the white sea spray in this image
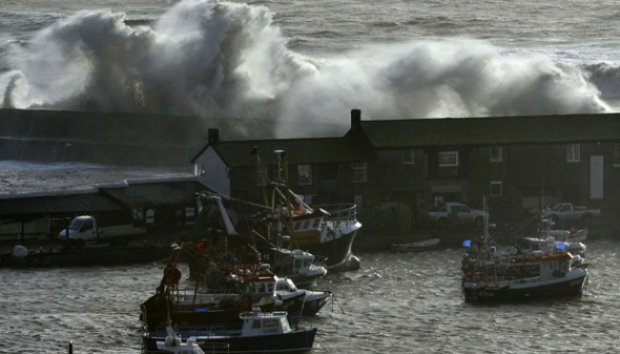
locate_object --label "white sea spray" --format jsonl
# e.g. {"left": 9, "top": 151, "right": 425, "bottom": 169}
{"left": 0, "top": 0, "right": 615, "bottom": 139}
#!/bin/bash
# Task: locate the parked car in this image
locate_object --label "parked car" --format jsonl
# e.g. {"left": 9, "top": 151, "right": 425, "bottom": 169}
{"left": 428, "top": 202, "right": 489, "bottom": 229}
{"left": 542, "top": 202, "right": 601, "bottom": 226}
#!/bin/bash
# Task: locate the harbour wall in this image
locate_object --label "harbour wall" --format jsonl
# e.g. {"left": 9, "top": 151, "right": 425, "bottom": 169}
{"left": 0, "top": 108, "right": 279, "bottom": 166}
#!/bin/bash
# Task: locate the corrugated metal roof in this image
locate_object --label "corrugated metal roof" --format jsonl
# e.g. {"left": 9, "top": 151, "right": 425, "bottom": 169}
{"left": 0, "top": 190, "right": 123, "bottom": 217}
{"left": 209, "top": 137, "right": 367, "bottom": 167}
{"left": 359, "top": 113, "right": 620, "bottom": 148}
{"left": 99, "top": 177, "right": 209, "bottom": 208}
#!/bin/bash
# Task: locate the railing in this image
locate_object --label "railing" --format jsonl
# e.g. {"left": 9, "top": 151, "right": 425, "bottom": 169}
{"left": 319, "top": 203, "right": 357, "bottom": 221}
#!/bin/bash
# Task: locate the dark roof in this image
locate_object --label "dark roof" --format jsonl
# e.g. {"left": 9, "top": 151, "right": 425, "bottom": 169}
{"left": 357, "top": 113, "right": 620, "bottom": 148}
{"left": 197, "top": 137, "right": 367, "bottom": 167}
{"left": 99, "top": 177, "right": 208, "bottom": 208}
{"left": 0, "top": 178, "right": 209, "bottom": 219}
{"left": 0, "top": 189, "right": 123, "bottom": 218}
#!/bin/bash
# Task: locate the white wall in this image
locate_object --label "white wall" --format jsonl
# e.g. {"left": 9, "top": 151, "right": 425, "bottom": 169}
{"left": 194, "top": 147, "right": 231, "bottom": 196}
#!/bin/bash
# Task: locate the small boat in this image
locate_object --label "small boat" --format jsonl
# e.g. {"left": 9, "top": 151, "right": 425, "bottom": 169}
{"left": 143, "top": 329, "right": 207, "bottom": 354}
{"left": 144, "top": 311, "right": 317, "bottom": 354}
{"left": 267, "top": 246, "right": 327, "bottom": 289}
{"left": 516, "top": 236, "right": 586, "bottom": 258}
{"left": 538, "top": 218, "right": 588, "bottom": 242}
{"left": 391, "top": 238, "right": 441, "bottom": 252}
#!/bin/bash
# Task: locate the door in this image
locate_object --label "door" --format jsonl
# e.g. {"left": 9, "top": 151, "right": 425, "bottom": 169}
{"left": 590, "top": 155, "right": 604, "bottom": 200}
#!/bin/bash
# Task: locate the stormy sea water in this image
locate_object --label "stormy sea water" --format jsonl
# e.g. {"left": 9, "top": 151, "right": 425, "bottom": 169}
{"left": 3, "top": 0, "right": 620, "bottom": 138}
{"left": 1, "top": 239, "right": 619, "bottom": 353}
{"left": 2, "top": 1, "right": 620, "bottom": 353}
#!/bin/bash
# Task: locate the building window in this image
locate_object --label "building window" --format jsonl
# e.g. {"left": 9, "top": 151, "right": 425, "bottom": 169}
{"left": 490, "top": 181, "right": 503, "bottom": 197}
{"left": 402, "top": 149, "right": 415, "bottom": 165}
{"left": 352, "top": 162, "right": 367, "bottom": 183}
{"left": 489, "top": 146, "right": 502, "bottom": 162}
{"left": 614, "top": 144, "right": 620, "bottom": 167}
{"left": 297, "top": 164, "right": 312, "bottom": 186}
{"left": 194, "top": 164, "right": 205, "bottom": 176}
{"left": 566, "top": 144, "right": 580, "bottom": 163}
{"left": 256, "top": 166, "right": 268, "bottom": 186}
{"left": 438, "top": 151, "right": 459, "bottom": 167}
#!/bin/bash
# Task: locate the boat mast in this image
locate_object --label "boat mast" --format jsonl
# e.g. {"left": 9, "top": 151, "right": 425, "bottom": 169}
{"left": 273, "top": 150, "right": 293, "bottom": 247}
{"left": 251, "top": 146, "right": 270, "bottom": 208}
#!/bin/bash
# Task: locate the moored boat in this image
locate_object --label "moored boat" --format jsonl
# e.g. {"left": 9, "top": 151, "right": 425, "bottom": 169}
{"left": 140, "top": 265, "right": 306, "bottom": 332}
{"left": 143, "top": 311, "right": 317, "bottom": 354}
{"left": 252, "top": 149, "right": 362, "bottom": 271}
{"left": 461, "top": 240, "right": 587, "bottom": 304}
{"left": 266, "top": 246, "right": 327, "bottom": 289}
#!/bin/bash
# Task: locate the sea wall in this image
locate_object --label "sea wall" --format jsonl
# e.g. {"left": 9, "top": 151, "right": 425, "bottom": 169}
{"left": 0, "top": 108, "right": 211, "bottom": 166}
{"left": 0, "top": 108, "right": 276, "bottom": 166}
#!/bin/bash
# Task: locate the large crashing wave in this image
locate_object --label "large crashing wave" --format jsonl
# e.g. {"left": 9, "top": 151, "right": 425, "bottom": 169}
{"left": 0, "top": 0, "right": 612, "bottom": 137}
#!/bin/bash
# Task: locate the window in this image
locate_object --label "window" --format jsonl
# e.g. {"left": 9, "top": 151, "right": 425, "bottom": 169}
{"left": 614, "top": 144, "right": 620, "bottom": 167}
{"left": 438, "top": 151, "right": 459, "bottom": 167}
{"left": 194, "top": 164, "right": 205, "bottom": 176}
{"left": 489, "top": 146, "right": 502, "bottom": 162}
{"left": 490, "top": 181, "right": 503, "bottom": 197}
{"left": 352, "top": 162, "right": 367, "bottom": 183}
{"left": 256, "top": 166, "right": 268, "bottom": 186}
{"left": 402, "top": 149, "right": 415, "bottom": 164}
{"left": 566, "top": 144, "right": 580, "bottom": 163}
{"left": 297, "top": 164, "right": 312, "bottom": 185}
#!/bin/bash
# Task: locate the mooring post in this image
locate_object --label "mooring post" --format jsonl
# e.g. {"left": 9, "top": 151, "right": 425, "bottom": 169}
{"left": 67, "top": 341, "right": 73, "bottom": 354}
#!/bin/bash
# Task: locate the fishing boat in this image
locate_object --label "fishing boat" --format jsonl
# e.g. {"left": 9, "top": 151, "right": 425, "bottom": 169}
{"left": 256, "top": 149, "right": 362, "bottom": 271}
{"left": 461, "top": 238, "right": 587, "bottom": 304}
{"left": 143, "top": 311, "right": 317, "bottom": 354}
{"left": 460, "top": 197, "right": 587, "bottom": 304}
{"left": 140, "top": 245, "right": 305, "bottom": 332}
{"left": 391, "top": 237, "right": 441, "bottom": 252}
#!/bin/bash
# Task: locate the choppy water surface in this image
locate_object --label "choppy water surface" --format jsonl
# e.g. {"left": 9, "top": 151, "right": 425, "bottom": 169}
{"left": 1, "top": 239, "right": 618, "bottom": 353}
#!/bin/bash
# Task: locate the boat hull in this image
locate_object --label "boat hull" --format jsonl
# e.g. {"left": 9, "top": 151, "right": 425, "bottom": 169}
{"left": 140, "top": 292, "right": 305, "bottom": 332}
{"left": 462, "top": 271, "right": 587, "bottom": 304}
{"left": 144, "top": 328, "right": 317, "bottom": 354}
{"left": 305, "top": 229, "right": 358, "bottom": 270}
{"left": 302, "top": 293, "right": 331, "bottom": 316}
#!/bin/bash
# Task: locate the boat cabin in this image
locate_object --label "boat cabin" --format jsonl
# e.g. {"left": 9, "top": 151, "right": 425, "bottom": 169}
{"left": 239, "top": 311, "right": 292, "bottom": 336}
{"left": 270, "top": 248, "right": 326, "bottom": 277}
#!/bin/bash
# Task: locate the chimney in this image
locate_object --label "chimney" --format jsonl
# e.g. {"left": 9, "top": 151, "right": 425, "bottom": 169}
{"left": 207, "top": 128, "right": 219, "bottom": 145}
{"left": 351, "top": 108, "right": 361, "bottom": 131}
